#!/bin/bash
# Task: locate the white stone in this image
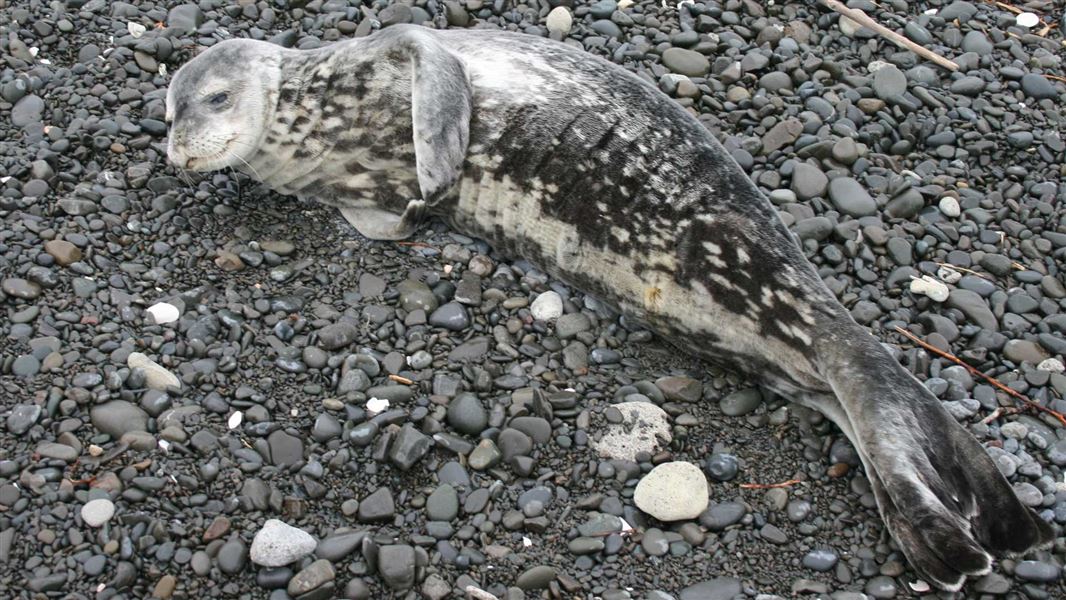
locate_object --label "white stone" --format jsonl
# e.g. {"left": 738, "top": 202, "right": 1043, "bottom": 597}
{"left": 591, "top": 401, "right": 672, "bottom": 461}
{"left": 366, "top": 397, "right": 389, "bottom": 415}
{"left": 81, "top": 498, "right": 115, "bottom": 527}
{"left": 146, "top": 302, "right": 180, "bottom": 324}
{"left": 127, "top": 352, "right": 181, "bottom": 390}
{"left": 1016, "top": 12, "right": 1039, "bottom": 28}
{"left": 633, "top": 462, "right": 708, "bottom": 521}
{"left": 938, "top": 196, "right": 960, "bottom": 218}
{"left": 127, "top": 22, "right": 147, "bottom": 38}
{"left": 909, "top": 275, "right": 949, "bottom": 302}
{"left": 867, "top": 60, "right": 891, "bottom": 74}
{"left": 937, "top": 266, "right": 962, "bottom": 284}
{"left": 530, "top": 291, "right": 563, "bottom": 321}
{"left": 228, "top": 411, "right": 243, "bottom": 429}
{"left": 250, "top": 519, "right": 317, "bottom": 567}
{"left": 545, "top": 7, "right": 573, "bottom": 35}
{"left": 1000, "top": 421, "right": 1029, "bottom": 440}
{"left": 1038, "top": 358, "right": 1065, "bottom": 373}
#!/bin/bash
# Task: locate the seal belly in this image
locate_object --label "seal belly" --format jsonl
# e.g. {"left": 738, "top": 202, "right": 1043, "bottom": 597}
{"left": 448, "top": 171, "right": 828, "bottom": 394}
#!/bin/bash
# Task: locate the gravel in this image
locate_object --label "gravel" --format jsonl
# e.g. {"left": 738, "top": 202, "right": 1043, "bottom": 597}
{"left": 1, "top": 0, "right": 1064, "bottom": 598}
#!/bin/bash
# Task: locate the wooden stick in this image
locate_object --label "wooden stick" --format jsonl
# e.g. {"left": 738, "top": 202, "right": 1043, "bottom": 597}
{"left": 894, "top": 326, "right": 1066, "bottom": 427}
{"left": 819, "top": 0, "right": 960, "bottom": 71}
{"left": 740, "top": 478, "right": 802, "bottom": 490}
{"left": 986, "top": 0, "right": 1025, "bottom": 15}
{"left": 935, "top": 262, "right": 993, "bottom": 281}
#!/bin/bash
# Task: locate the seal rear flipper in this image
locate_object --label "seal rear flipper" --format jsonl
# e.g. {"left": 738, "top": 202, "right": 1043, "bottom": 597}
{"left": 816, "top": 330, "right": 1055, "bottom": 590}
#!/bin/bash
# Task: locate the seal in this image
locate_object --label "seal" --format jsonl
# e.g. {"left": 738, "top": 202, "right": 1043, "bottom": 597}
{"left": 166, "top": 26, "right": 1054, "bottom": 590}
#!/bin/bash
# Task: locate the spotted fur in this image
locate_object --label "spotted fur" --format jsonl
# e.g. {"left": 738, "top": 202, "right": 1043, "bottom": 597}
{"left": 168, "top": 25, "right": 1055, "bottom": 590}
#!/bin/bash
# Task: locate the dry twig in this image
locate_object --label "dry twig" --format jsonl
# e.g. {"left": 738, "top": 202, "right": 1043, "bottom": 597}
{"left": 819, "top": 0, "right": 960, "bottom": 71}
{"left": 740, "top": 478, "right": 802, "bottom": 490}
{"left": 388, "top": 374, "right": 414, "bottom": 385}
{"left": 935, "top": 262, "right": 993, "bottom": 281}
{"left": 894, "top": 326, "right": 1066, "bottom": 427}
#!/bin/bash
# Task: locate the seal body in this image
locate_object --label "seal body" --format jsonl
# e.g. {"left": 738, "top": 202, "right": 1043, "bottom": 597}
{"left": 167, "top": 26, "right": 1054, "bottom": 591}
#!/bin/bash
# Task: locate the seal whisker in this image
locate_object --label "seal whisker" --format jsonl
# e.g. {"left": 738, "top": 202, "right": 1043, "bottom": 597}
{"left": 225, "top": 148, "right": 264, "bottom": 183}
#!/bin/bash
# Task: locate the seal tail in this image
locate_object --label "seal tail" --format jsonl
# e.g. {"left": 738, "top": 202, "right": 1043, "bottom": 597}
{"left": 814, "top": 326, "right": 1055, "bottom": 590}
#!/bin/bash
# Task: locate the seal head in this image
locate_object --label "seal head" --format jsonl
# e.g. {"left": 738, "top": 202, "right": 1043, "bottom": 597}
{"left": 166, "top": 39, "right": 283, "bottom": 171}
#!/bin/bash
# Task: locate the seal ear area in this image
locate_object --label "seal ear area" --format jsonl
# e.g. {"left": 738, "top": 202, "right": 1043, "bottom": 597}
{"left": 388, "top": 29, "right": 472, "bottom": 205}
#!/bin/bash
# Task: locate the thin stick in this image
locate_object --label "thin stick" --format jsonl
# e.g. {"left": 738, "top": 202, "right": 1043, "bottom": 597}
{"left": 388, "top": 374, "right": 413, "bottom": 385}
{"left": 894, "top": 326, "right": 1066, "bottom": 427}
{"left": 740, "top": 478, "right": 802, "bottom": 490}
{"left": 986, "top": 0, "right": 1025, "bottom": 15}
{"left": 819, "top": 0, "right": 960, "bottom": 71}
{"left": 935, "top": 262, "right": 993, "bottom": 281}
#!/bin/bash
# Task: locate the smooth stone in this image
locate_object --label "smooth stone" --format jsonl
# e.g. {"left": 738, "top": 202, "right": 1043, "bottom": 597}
{"left": 81, "top": 499, "right": 115, "bottom": 527}
{"left": 679, "top": 577, "right": 742, "bottom": 600}
{"left": 515, "top": 565, "right": 556, "bottom": 590}
{"left": 426, "top": 484, "right": 460, "bottom": 521}
{"left": 217, "top": 539, "right": 248, "bottom": 574}
{"left": 446, "top": 393, "right": 488, "bottom": 436}
{"left": 661, "top": 47, "right": 710, "bottom": 77}
{"left": 378, "top": 545, "right": 417, "bottom": 590}
{"left": 634, "top": 462, "right": 709, "bottom": 521}
{"left": 287, "top": 559, "right": 335, "bottom": 596}
{"left": 90, "top": 401, "right": 148, "bottom": 439}
{"left": 827, "top": 177, "right": 877, "bottom": 217}
{"left": 127, "top": 352, "right": 181, "bottom": 390}
{"left": 719, "top": 388, "right": 762, "bottom": 416}
{"left": 358, "top": 487, "right": 395, "bottom": 523}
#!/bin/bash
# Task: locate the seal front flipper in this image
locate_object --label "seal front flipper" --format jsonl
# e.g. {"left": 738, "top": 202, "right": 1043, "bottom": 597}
{"left": 815, "top": 327, "right": 1055, "bottom": 591}
{"left": 339, "top": 199, "right": 427, "bottom": 241}
{"left": 379, "top": 26, "right": 472, "bottom": 205}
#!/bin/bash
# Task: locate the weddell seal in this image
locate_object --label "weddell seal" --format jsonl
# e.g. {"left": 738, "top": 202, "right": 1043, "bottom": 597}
{"left": 166, "top": 25, "right": 1054, "bottom": 589}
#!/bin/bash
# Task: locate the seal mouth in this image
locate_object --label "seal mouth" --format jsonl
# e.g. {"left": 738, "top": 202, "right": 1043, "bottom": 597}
{"left": 183, "top": 135, "right": 241, "bottom": 172}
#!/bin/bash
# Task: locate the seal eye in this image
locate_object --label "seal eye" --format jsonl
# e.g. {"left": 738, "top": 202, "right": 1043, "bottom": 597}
{"left": 207, "top": 92, "right": 229, "bottom": 108}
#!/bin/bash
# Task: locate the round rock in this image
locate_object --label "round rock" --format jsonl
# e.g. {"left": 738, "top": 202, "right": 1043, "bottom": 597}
{"left": 81, "top": 498, "right": 115, "bottom": 527}
{"left": 634, "top": 461, "right": 709, "bottom": 521}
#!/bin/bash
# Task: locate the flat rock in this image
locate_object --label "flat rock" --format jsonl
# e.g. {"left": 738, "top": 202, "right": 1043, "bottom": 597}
{"left": 591, "top": 401, "right": 672, "bottom": 461}
{"left": 90, "top": 401, "right": 148, "bottom": 438}
{"left": 127, "top": 352, "right": 181, "bottom": 390}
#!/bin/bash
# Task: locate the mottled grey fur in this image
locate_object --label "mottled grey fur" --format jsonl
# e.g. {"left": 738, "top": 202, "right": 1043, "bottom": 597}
{"left": 167, "top": 25, "right": 1054, "bottom": 590}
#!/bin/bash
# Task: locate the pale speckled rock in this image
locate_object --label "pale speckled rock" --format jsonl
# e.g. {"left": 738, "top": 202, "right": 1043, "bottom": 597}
{"left": 545, "top": 7, "right": 573, "bottom": 35}
{"left": 591, "top": 401, "right": 671, "bottom": 461}
{"left": 530, "top": 291, "right": 563, "bottom": 321}
{"left": 250, "top": 519, "right": 317, "bottom": 567}
{"left": 634, "top": 461, "right": 708, "bottom": 521}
